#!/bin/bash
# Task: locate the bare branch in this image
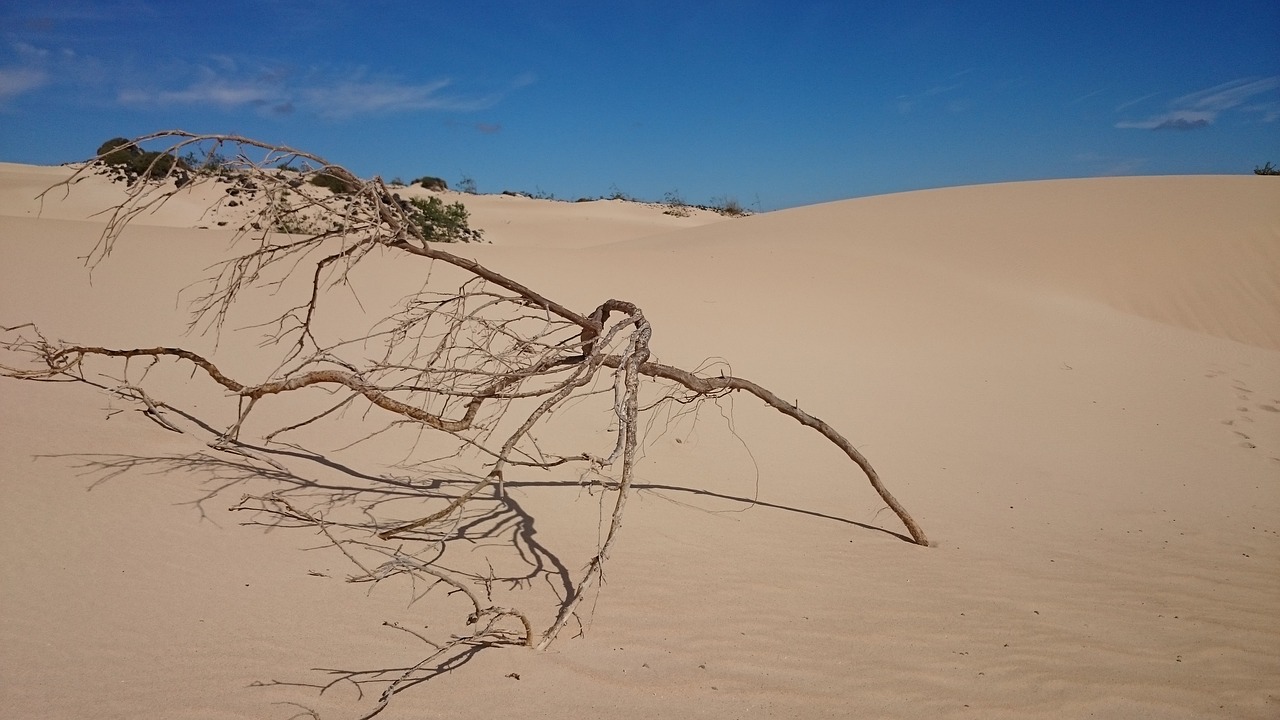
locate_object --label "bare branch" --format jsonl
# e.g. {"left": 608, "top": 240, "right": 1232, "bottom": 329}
{"left": 4, "top": 129, "right": 929, "bottom": 716}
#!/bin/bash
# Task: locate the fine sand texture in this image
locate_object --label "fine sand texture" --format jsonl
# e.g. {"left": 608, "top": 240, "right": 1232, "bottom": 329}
{"left": 1, "top": 163, "right": 1277, "bottom": 719}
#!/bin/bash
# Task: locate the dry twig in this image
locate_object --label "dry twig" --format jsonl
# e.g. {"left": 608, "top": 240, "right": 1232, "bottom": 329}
{"left": 2, "top": 131, "right": 928, "bottom": 715}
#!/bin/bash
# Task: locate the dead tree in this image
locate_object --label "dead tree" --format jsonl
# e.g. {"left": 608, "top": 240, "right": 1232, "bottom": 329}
{"left": 3, "top": 130, "right": 926, "bottom": 706}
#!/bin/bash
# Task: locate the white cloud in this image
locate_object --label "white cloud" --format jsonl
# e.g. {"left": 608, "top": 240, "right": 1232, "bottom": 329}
{"left": 1117, "top": 76, "right": 1280, "bottom": 131}
{"left": 1174, "top": 76, "right": 1280, "bottom": 112}
{"left": 299, "top": 78, "right": 490, "bottom": 118}
{"left": 896, "top": 81, "right": 964, "bottom": 115}
{"left": 115, "top": 63, "right": 507, "bottom": 119}
{"left": 1114, "top": 91, "right": 1162, "bottom": 112}
{"left": 0, "top": 67, "right": 48, "bottom": 102}
{"left": 9, "top": 39, "right": 524, "bottom": 119}
{"left": 162, "top": 81, "right": 274, "bottom": 107}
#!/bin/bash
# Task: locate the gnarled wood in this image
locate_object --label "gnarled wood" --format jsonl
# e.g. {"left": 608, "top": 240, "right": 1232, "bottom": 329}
{"left": 4, "top": 130, "right": 929, "bottom": 716}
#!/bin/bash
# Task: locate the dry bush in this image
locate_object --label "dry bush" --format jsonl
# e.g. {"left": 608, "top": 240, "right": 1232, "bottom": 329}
{"left": 2, "top": 130, "right": 926, "bottom": 716}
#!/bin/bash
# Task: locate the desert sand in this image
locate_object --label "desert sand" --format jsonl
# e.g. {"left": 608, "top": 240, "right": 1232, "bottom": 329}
{"left": 1, "top": 160, "right": 1276, "bottom": 719}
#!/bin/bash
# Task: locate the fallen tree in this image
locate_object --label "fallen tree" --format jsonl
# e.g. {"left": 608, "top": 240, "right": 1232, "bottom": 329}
{"left": 3, "top": 131, "right": 927, "bottom": 714}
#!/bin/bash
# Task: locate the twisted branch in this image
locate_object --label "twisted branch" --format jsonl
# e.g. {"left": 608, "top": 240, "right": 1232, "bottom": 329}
{"left": 4, "top": 130, "right": 929, "bottom": 716}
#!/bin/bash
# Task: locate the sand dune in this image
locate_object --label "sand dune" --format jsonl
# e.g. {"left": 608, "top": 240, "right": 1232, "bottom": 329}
{"left": 1, "top": 162, "right": 1276, "bottom": 719}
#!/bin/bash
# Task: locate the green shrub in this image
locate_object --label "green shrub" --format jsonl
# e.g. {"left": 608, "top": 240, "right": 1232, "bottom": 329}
{"left": 308, "top": 170, "right": 358, "bottom": 194}
{"left": 407, "top": 196, "right": 482, "bottom": 243}
{"left": 95, "top": 137, "right": 189, "bottom": 181}
{"left": 139, "top": 152, "right": 183, "bottom": 177}
{"left": 414, "top": 176, "right": 448, "bottom": 191}
{"left": 97, "top": 137, "right": 139, "bottom": 166}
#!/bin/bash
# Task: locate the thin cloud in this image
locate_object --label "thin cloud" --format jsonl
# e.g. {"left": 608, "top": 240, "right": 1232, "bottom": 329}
{"left": 116, "top": 63, "right": 504, "bottom": 119}
{"left": 120, "top": 79, "right": 279, "bottom": 109}
{"left": 9, "top": 42, "right": 523, "bottom": 119}
{"left": 1117, "top": 76, "right": 1280, "bottom": 130}
{"left": 0, "top": 67, "right": 48, "bottom": 102}
{"left": 1114, "top": 91, "right": 1162, "bottom": 112}
{"left": 1070, "top": 88, "right": 1105, "bottom": 105}
{"left": 896, "top": 70, "right": 972, "bottom": 115}
{"left": 0, "top": 42, "right": 59, "bottom": 104}
{"left": 1175, "top": 76, "right": 1280, "bottom": 112}
{"left": 1247, "top": 104, "right": 1280, "bottom": 123}
{"left": 510, "top": 71, "right": 537, "bottom": 89}
{"left": 300, "top": 78, "right": 492, "bottom": 118}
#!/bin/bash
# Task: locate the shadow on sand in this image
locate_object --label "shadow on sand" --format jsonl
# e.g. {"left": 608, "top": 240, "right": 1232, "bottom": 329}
{"left": 44, "top": 401, "right": 910, "bottom": 716}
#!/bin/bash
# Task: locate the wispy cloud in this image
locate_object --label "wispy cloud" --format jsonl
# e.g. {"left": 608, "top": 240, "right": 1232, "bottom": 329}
{"left": 117, "top": 65, "right": 509, "bottom": 119}
{"left": 1069, "top": 88, "right": 1104, "bottom": 105}
{"left": 1116, "top": 76, "right": 1280, "bottom": 130}
{"left": 896, "top": 83, "right": 964, "bottom": 114}
{"left": 300, "top": 78, "right": 491, "bottom": 118}
{"left": 0, "top": 67, "right": 48, "bottom": 102}
{"left": 896, "top": 69, "right": 976, "bottom": 115}
{"left": 3, "top": 39, "right": 530, "bottom": 120}
{"left": 1175, "top": 76, "right": 1280, "bottom": 112}
{"left": 1114, "top": 91, "right": 1163, "bottom": 112}
{"left": 0, "top": 41, "right": 57, "bottom": 104}
{"left": 120, "top": 79, "right": 278, "bottom": 109}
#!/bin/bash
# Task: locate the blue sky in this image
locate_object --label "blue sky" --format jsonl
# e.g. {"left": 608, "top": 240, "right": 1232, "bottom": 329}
{"left": 1, "top": 1, "right": 1277, "bottom": 209}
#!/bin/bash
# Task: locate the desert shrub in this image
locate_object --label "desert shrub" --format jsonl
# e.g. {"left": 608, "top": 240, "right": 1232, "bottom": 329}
{"left": 1255, "top": 162, "right": 1279, "bottom": 176}
{"left": 407, "top": 196, "right": 483, "bottom": 243}
{"left": 710, "top": 195, "right": 747, "bottom": 217}
{"left": 95, "top": 137, "right": 189, "bottom": 181}
{"left": 7, "top": 130, "right": 928, "bottom": 714}
{"left": 182, "top": 149, "right": 232, "bottom": 175}
{"left": 270, "top": 210, "right": 320, "bottom": 235}
{"left": 414, "top": 176, "right": 448, "bottom": 191}
{"left": 141, "top": 152, "right": 184, "bottom": 177}
{"left": 457, "top": 175, "right": 478, "bottom": 194}
{"left": 309, "top": 170, "right": 358, "bottom": 194}
{"left": 662, "top": 190, "right": 691, "bottom": 217}
{"left": 97, "top": 137, "right": 138, "bottom": 166}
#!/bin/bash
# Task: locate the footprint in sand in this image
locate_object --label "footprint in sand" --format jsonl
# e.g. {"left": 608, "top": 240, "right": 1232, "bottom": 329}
{"left": 1209, "top": 371, "right": 1270, "bottom": 449}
